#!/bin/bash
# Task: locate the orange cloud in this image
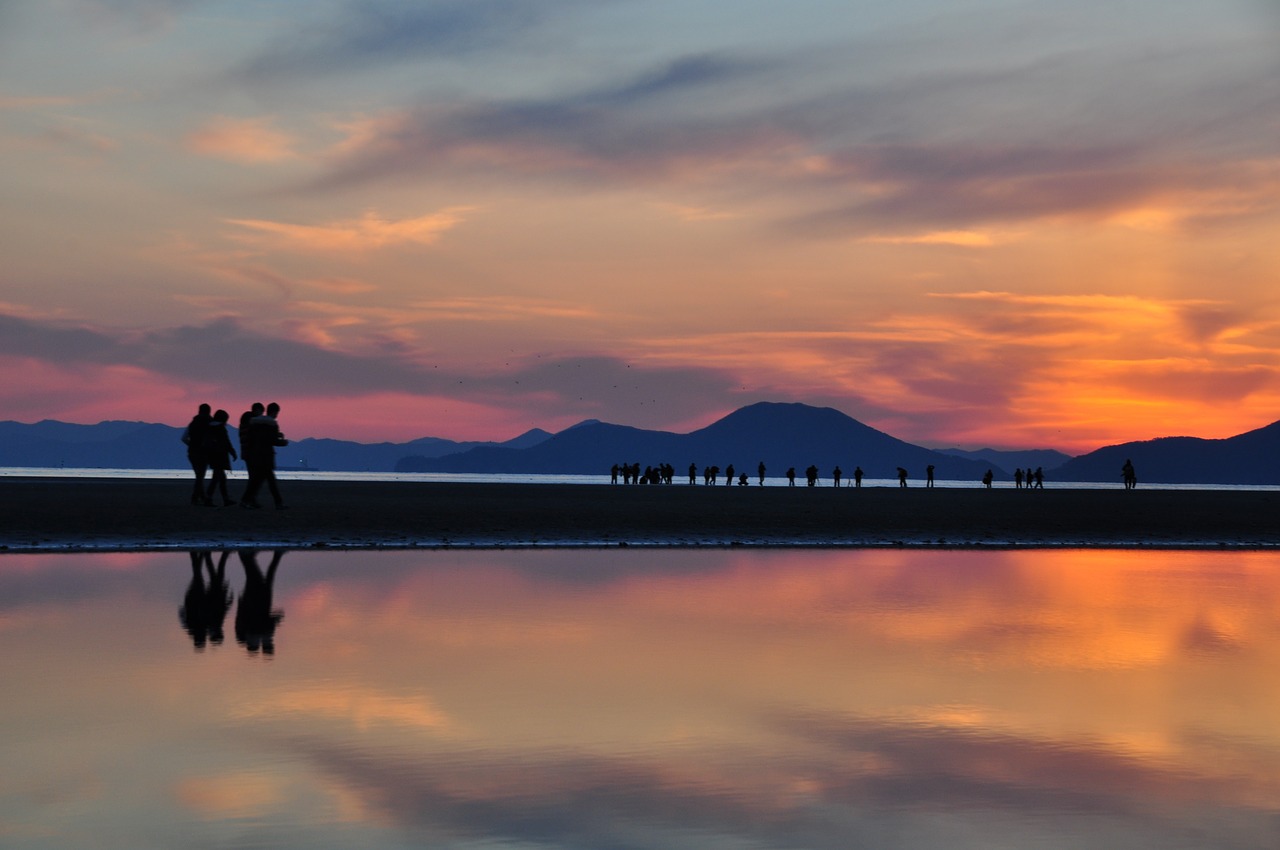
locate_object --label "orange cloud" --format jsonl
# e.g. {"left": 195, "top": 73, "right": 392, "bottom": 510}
{"left": 185, "top": 115, "right": 297, "bottom": 163}
{"left": 859, "top": 229, "right": 1012, "bottom": 247}
{"left": 227, "top": 208, "right": 471, "bottom": 252}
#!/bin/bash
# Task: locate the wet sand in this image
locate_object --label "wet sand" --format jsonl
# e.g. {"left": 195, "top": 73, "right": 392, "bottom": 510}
{"left": 2, "top": 477, "right": 1279, "bottom": 551}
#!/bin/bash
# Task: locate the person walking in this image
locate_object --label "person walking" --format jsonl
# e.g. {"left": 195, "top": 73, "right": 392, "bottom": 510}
{"left": 204, "top": 409, "right": 238, "bottom": 506}
{"left": 1122, "top": 458, "right": 1137, "bottom": 490}
{"left": 240, "top": 402, "right": 288, "bottom": 509}
{"left": 182, "top": 403, "right": 213, "bottom": 505}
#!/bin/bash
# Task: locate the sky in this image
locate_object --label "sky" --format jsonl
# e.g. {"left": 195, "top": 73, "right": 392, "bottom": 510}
{"left": 2, "top": 0, "right": 1279, "bottom": 453}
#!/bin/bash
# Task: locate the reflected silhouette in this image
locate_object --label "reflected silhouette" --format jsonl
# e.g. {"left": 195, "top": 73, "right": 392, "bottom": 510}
{"left": 236, "top": 550, "right": 286, "bottom": 656}
{"left": 179, "top": 550, "right": 233, "bottom": 650}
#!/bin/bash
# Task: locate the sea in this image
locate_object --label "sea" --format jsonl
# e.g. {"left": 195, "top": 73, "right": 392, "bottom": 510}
{"left": 2, "top": 546, "right": 1278, "bottom": 849}
{"left": 3, "top": 467, "right": 1277, "bottom": 847}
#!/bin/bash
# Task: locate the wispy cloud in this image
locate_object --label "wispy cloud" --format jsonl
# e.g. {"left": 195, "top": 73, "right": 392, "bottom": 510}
{"left": 234, "top": 0, "right": 593, "bottom": 82}
{"left": 227, "top": 208, "right": 471, "bottom": 252}
{"left": 185, "top": 115, "right": 297, "bottom": 163}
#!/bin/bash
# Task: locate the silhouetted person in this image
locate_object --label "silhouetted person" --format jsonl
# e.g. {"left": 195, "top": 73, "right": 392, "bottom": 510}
{"left": 758, "top": 461, "right": 766, "bottom": 486}
{"left": 806, "top": 465, "right": 818, "bottom": 487}
{"left": 1024, "top": 468, "right": 1034, "bottom": 492}
{"left": 738, "top": 472, "right": 749, "bottom": 486}
{"left": 235, "top": 550, "right": 284, "bottom": 655}
{"left": 725, "top": 464, "right": 735, "bottom": 486}
{"left": 203, "top": 409, "right": 238, "bottom": 506}
{"left": 237, "top": 402, "right": 264, "bottom": 459}
{"left": 240, "top": 402, "right": 288, "bottom": 509}
{"left": 982, "top": 469, "right": 994, "bottom": 488}
{"left": 1014, "top": 468, "right": 1024, "bottom": 489}
{"left": 1122, "top": 458, "right": 1137, "bottom": 490}
{"left": 853, "top": 466, "right": 863, "bottom": 488}
{"left": 926, "top": 464, "right": 935, "bottom": 488}
{"left": 1034, "top": 467, "right": 1044, "bottom": 489}
{"left": 688, "top": 462, "right": 697, "bottom": 484}
{"left": 897, "top": 467, "right": 908, "bottom": 487}
{"left": 610, "top": 464, "right": 619, "bottom": 484}
{"left": 786, "top": 467, "right": 796, "bottom": 487}
{"left": 833, "top": 466, "right": 842, "bottom": 487}
{"left": 183, "top": 403, "right": 213, "bottom": 505}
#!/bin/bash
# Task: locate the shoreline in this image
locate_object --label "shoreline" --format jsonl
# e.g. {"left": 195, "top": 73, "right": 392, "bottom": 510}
{"left": 3, "top": 477, "right": 1280, "bottom": 553}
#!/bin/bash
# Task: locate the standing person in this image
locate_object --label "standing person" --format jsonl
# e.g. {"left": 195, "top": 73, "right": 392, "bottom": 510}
{"left": 786, "top": 467, "right": 796, "bottom": 487}
{"left": 926, "top": 464, "right": 935, "bottom": 488}
{"left": 688, "top": 462, "right": 697, "bottom": 485}
{"left": 1122, "top": 458, "right": 1137, "bottom": 490}
{"left": 204, "top": 409, "right": 238, "bottom": 507}
{"left": 758, "top": 461, "right": 766, "bottom": 486}
{"left": 833, "top": 466, "right": 842, "bottom": 487}
{"left": 237, "top": 402, "right": 264, "bottom": 461}
{"left": 1014, "top": 468, "right": 1024, "bottom": 489}
{"left": 982, "top": 469, "right": 994, "bottom": 488}
{"left": 182, "top": 403, "right": 213, "bottom": 505}
{"left": 1034, "top": 467, "right": 1044, "bottom": 489}
{"left": 853, "top": 466, "right": 863, "bottom": 488}
{"left": 897, "top": 467, "right": 908, "bottom": 488}
{"left": 240, "top": 402, "right": 288, "bottom": 509}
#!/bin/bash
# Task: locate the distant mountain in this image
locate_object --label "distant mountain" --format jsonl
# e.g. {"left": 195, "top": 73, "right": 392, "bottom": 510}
{"left": 934, "top": 447, "right": 1073, "bottom": 475}
{"left": 1053, "top": 420, "right": 1280, "bottom": 485}
{"left": 10, "top": 408, "right": 1280, "bottom": 484}
{"left": 0, "top": 419, "right": 551, "bottom": 472}
{"left": 397, "top": 402, "right": 999, "bottom": 481}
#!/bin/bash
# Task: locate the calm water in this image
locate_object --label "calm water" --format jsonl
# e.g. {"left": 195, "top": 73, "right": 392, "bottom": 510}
{"left": 2, "top": 548, "right": 1278, "bottom": 849}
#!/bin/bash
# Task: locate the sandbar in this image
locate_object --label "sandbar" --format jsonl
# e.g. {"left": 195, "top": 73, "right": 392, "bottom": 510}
{"left": 2, "top": 477, "right": 1279, "bottom": 552}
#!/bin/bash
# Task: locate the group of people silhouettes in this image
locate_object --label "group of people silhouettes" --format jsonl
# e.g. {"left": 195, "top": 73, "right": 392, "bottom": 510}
{"left": 1013, "top": 467, "right": 1046, "bottom": 489}
{"left": 183, "top": 402, "right": 289, "bottom": 509}
{"left": 608, "top": 460, "right": 1145, "bottom": 490}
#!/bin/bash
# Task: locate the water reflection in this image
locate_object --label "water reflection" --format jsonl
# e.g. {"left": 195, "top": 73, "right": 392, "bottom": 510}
{"left": 179, "top": 549, "right": 286, "bottom": 654}
{"left": 178, "top": 550, "right": 232, "bottom": 650}
{"left": 235, "top": 550, "right": 285, "bottom": 655}
{"left": 2, "top": 548, "right": 1279, "bottom": 849}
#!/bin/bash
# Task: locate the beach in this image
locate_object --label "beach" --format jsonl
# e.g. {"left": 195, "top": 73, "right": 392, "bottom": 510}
{"left": 2, "top": 476, "right": 1279, "bottom": 551}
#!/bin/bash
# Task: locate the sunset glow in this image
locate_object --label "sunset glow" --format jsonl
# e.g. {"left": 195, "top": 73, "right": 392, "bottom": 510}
{"left": 3, "top": 1, "right": 1278, "bottom": 452}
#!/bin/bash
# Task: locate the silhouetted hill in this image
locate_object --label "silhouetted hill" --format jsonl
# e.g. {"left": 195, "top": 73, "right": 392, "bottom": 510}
{"left": 398, "top": 402, "right": 998, "bottom": 481}
{"left": 0, "top": 420, "right": 183, "bottom": 469}
{"left": 0, "top": 419, "right": 551, "bottom": 471}
{"left": 935, "top": 447, "right": 1073, "bottom": 475}
{"left": 1053, "top": 419, "right": 1280, "bottom": 485}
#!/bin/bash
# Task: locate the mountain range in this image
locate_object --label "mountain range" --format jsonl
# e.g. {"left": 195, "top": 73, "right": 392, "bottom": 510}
{"left": 3, "top": 402, "right": 1279, "bottom": 484}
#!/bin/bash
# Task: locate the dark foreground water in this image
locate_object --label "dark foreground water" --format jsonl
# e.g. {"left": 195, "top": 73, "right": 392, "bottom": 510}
{"left": 2, "top": 548, "right": 1278, "bottom": 849}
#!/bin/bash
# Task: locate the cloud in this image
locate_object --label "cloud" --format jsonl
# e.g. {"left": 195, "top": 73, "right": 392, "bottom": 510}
{"left": 0, "top": 313, "right": 744, "bottom": 432}
{"left": 185, "top": 116, "right": 297, "bottom": 163}
{"left": 226, "top": 208, "right": 471, "bottom": 252}
{"left": 284, "top": 21, "right": 1279, "bottom": 240}
{"left": 0, "top": 95, "right": 83, "bottom": 110}
{"left": 234, "top": 0, "right": 591, "bottom": 82}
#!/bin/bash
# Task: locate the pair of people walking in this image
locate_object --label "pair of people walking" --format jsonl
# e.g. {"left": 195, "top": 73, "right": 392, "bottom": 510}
{"left": 184, "top": 402, "right": 289, "bottom": 509}
{"left": 184, "top": 404, "right": 239, "bottom": 506}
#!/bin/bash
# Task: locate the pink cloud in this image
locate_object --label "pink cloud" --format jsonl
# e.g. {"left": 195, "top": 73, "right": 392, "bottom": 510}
{"left": 184, "top": 115, "right": 297, "bottom": 163}
{"left": 227, "top": 208, "right": 471, "bottom": 253}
